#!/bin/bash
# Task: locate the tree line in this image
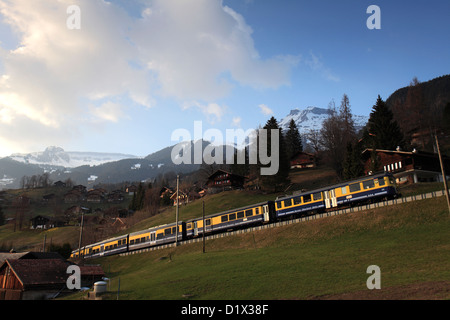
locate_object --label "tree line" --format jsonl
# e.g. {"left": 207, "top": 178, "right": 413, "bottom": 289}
{"left": 227, "top": 78, "right": 442, "bottom": 186}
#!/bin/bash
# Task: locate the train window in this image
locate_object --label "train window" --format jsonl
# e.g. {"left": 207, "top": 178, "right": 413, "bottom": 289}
{"left": 362, "top": 180, "right": 375, "bottom": 189}
{"left": 141, "top": 237, "right": 146, "bottom": 242}
{"left": 229, "top": 213, "right": 236, "bottom": 220}
{"left": 276, "top": 201, "right": 282, "bottom": 210}
{"left": 349, "top": 183, "right": 361, "bottom": 193}
{"left": 303, "top": 194, "right": 312, "bottom": 203}
{"left": 378, "top": 177, "right": 385, "bottom": 186}
{"left": 255, "top": 208, "right": 259, "bottom": 215}
{"left": 221, "top": 215, "right": 228, "bottom": 222}
{"left": 293, "top": 196, "right": 302, "bottom": 205}
{"left": 164, "top": 228, "right": 171, "bottom": 235}
{"left": 313, "top": 192, "right": 322, "bottom": 201}
{"left": 237, "top": 211, "right": 245, "bottom": 219}
{"left": 245, "top": 209, "right": 253, "bottom": 217}
{"left": 173, "top": 227, "right": 177, "bottom": 234}
{"left": 206, "top": 219, "right": 211, "bottom": 226}
{"left": 187, "top": 223, "right": 192, "bottom": 229}
{"left": 283, "top": 199, "right": 292, "bottom": 207}
{"left": 130, "top": 240, "right": 135, "bottom": 245}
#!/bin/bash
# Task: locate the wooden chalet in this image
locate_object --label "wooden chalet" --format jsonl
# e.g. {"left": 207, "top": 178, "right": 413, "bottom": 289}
{"left": 53, "top": 181, "right": 66, "bottom": 188}
{"left": 64, "top": 190, "right": 83, "bottom": 203}
{"left": 361, "top": 148, "right": 450, "bottom": 184}
{"left": 0, "top": 258, "right": 70, "bottom": 300}
{"left": 290, "top": 151, "right": 317, "bottom": 169}
{"left": 206, "top": 169, "right": 245, "bottom": 193}
{"left": 0, "top": 252, "right": 105, "bottom": 300}
{"left": 170, "top": 190, "right": 188, "bottom": 206}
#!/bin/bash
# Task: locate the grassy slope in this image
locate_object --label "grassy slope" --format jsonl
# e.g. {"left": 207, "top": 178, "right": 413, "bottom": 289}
{"left": 75, "top": 196, "right": 449, "bottom": 300}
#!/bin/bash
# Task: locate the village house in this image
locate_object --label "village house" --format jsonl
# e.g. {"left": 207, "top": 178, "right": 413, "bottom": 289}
{"left": 170, "top": 190, "right": 189, "bottom": 206}
{"left": 86, "top": 189, "right": 105, "bottom": 203}
{"left": 107, "top": 190, "right": 124, "bottom": 202}
{"left": 29, "top": 215, "right": 64, "bottom": 230}
{"left": 206, "top": 169, "right": 245, "bottom": 193}
{"left": 361, "top": 148, "right": 450, "bottom": 184}
{"left": 0, "top": 251, "right": 105, "bottom": 300}
{"left": 53, "top": 181, "right": 66, "bottom": 188}
{"left": 290, "top": 151, "right": 317, "bottom": 169}
{"left": 64, "top": 189, "right": 84, "bottom": 203}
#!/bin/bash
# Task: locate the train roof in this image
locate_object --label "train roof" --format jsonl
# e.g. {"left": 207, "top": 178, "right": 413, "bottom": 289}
{"left": 186, "top": 201, "right": 272, "bottom": 223}
{"left": 129, "top": 221, "right": 183, "bottom": 237}
{"left": 276, "top": 172, "right": 392, "bottom": 201}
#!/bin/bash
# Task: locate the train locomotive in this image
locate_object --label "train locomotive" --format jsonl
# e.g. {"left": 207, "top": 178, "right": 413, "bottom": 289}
{"left": 71, "top": 172, "right": 397, "bottom": 259}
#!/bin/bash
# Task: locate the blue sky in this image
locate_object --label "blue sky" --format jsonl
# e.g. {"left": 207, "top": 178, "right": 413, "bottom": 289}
{"left": 0, "top": 0, "right": 449, "bottom": 157}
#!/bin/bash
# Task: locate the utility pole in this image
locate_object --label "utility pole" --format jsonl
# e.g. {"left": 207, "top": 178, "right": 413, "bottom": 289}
{"left": 42, "top": 234, "right": 46, "bottom": 253}
{"left": 175, "top": 175, "right": 179, "bottom": 246}
{"left": 78, "top": 211, "right": 84, "bottom": 258}
{"left": 202, "top": 200, "right": 205, "bottom": 254}
{"left": 435, "top": 135, "right": 450, "bottom": 214}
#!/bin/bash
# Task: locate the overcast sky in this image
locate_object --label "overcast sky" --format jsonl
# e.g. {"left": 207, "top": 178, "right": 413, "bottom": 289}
{"left": 0, "top": 0, "right": 449, "bottom": 157}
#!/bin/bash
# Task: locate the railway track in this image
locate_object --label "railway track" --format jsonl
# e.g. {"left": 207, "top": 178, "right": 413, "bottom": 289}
{"left": 120, "top": 188, "right": 450, "bottom": 257}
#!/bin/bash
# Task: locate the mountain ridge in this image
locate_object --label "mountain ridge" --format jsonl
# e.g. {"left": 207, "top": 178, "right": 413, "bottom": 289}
{"left": 279, "top": 106, "right": 369, "bottom": 135}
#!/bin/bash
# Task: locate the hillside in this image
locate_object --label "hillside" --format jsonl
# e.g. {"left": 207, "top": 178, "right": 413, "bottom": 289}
{"left": 67, "top": 194, "right": 450, "bottom": 300}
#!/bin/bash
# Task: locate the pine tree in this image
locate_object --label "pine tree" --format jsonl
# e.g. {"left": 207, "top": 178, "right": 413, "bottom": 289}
{"left": 343, "top": 141, "right": 364, "bottom": 179}
{"left": 285, "top": 119, "right": 303, "bottom": 160}
{"left": 365, "top": 95, "right": 405, "bottom": 150}
{"left": 260, "top": 117, "right": 290, "bottom": 191}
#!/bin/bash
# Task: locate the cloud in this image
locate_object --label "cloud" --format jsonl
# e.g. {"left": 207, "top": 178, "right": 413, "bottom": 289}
{"left": 258, "top": 104, "right": 273, "bottom": 116}
{"left": 182, "top": 101, "right": 227, "bottom": 124}
{"left": 232, "top": 116, "right": 242, "bottom": 127}
{"left": 0, "top": 0, "right": 295, "bottom": 155}
{"left": 305, "top": 51, "right": 340, "bottom": 82}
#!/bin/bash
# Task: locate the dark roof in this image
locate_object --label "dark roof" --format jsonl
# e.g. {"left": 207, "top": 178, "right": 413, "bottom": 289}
{"left": 79, "top": 265, "right": 105, "bottom": 277}
{"left": 0, "top": 251, "right": 65, "bottom": 266}
{"left": 0, "top": 252, "right": 28, "bottom": 266}
{"left": 3, "top": 259, "right": 70, "bottom": 289}
{"left": 207, "top": 169, "right": 245, "bottom": 180}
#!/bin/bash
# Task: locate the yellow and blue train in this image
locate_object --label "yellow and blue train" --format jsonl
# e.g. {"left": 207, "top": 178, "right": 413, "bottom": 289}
{"left": 71, "top": 172, "right": 397, "bottom": 259}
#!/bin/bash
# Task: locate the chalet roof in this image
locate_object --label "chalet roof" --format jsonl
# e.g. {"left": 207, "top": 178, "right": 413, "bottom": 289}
{"left": 361, "top": 148, "right": 448, "bottom": 158}
{"left": 207, "top": 169, "right": 245, "bottom": 180}
{"left": 0, "top": 252, "right": 28, "bottom": 266}
{"left": 79, "top": 265, "right": 104, "bottom": 277}
{"left": 0, "top": 251, "right": 65, "bottom": 266}
{"left": 290, "top": 151, "right": 316, "bottom": 159}
{"left": 2, "top": 259, "right": 70, "bottom": 289}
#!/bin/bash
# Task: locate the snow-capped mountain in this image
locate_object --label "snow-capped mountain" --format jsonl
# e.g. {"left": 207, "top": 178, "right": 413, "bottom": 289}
{"left": 10, "top": 146, "right": 138, "bottom": 168}
{"left": 279, "top": 106, "right": 368, "bottom": 135}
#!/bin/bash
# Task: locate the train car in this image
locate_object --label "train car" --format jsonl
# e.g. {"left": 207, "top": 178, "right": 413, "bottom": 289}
{"left": 275, "top": 189, "right": 325, "bottom": 219}
{"left": 128, "top": 221, "right": 186, "bottom": 252}
{"left": 275, "top": 172, "right": 397, "bottom": 219}
{"left": 70, "top": 234, "right": 129, "bottom": 259}
{"left": 185, "top": 201, "right": 275, "bottom": 238}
